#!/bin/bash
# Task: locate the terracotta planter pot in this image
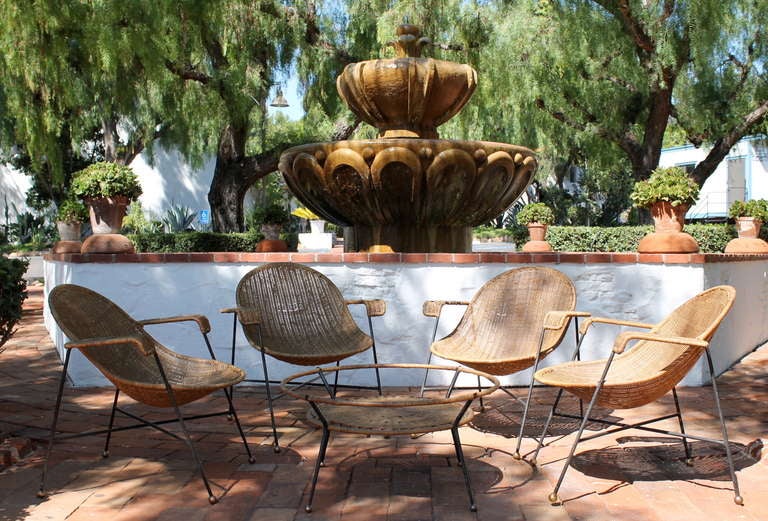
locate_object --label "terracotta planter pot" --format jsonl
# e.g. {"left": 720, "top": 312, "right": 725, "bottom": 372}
{"left": 522, "top": 222, "right": 553, "bottom": 252}
{"left": 86, "top": 196, "right": 130, "bottom": 234}
{"left": 725, "top": 217, "right": 768, "bottom": 253}
{"left": 637, "top": 201, "right": 699, "bottom": 253}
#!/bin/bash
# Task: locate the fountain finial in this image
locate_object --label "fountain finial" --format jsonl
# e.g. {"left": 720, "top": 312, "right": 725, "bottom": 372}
{"left": 392, "top": 24, "right": 431, "bottom": 58}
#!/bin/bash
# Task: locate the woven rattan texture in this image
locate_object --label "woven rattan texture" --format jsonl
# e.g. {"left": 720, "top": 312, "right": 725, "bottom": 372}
{"left": 48, "top": 285, "right": 244, "bottom": 407}
{"left": 535, "top": 286, "right": 736, "bottom": 409}
{"left": 430, "top": 267, "right": 577, "bottom": 375}
{"left": 236, "top": 263, "right": 372, "bottom": 365}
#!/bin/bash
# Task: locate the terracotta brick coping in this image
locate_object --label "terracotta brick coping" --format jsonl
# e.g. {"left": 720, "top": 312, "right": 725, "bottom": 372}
{"left": 44, "top": 251, "right": 768, "bottom": 265}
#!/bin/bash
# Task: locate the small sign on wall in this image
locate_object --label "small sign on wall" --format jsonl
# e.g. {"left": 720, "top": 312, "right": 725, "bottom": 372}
{"left": 199, "top": 210, "right": 210, "bottom": 225}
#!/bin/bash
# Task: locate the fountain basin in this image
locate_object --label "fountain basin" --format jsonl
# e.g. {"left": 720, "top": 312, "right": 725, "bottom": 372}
{"left": 279, "top": 139, "right": 537, "bottom": 252}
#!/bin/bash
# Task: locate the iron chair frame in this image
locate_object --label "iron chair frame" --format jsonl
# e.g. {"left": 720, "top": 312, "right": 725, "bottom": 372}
{"left": 222, "top": 293, "right": 385, "bottom": 453}
{"left": 281, "top": 363, "right": 500, "bottom": 513}
{"left": 419, "top": 299, "right": 588, "bottom": 459}
{"left": 39, "top": 313, "right": 255, "bottom": 505}
{"left": 531, "top": 316, "right": 743, "bottom": 506}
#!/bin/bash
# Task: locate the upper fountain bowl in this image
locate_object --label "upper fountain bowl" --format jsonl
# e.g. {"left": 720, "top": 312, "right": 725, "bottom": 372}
{"left": 336, "top": 25, "right": 477, "bottom": 139}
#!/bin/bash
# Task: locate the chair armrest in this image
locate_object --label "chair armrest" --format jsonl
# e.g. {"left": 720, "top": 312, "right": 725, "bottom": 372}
{"left": 346, "top": 299, "right": 387, "bottom": 317}
{"left": 543, "top": 310, "right": 591, "bottom": 331}
{"left": 139, "top": 314, "right": 211, "bottom": 334}
{"left": 422, "top": 300, "right": 469, "bottom": 318}
{"left": 220, "top": 306, "right": 261, "bottom": 325}
{"left": 579, "top": 316, "right": 655, "bottom": 336}
{"left": 612, "top": 331, "right": 709, "bottom": 354}
{"left": 65, "top": 335, "right": 153, "bottom": 356}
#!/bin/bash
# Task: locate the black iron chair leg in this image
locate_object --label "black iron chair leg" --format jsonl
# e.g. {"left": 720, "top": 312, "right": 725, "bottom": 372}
{"left": 704, "top": 351, "right": 743, "bottom": 505}
{"left": 102, "top": 388, "right": 120, "bottom": 457}
{"left": 222, "top": 386, "right": 255, "bottom": 463}
{"left": 532, "top": 388, "right": 565, "bottom": 465}
{"left": 259, "top": 347, "right": 280, "bottom": 453}
{"left": 229, "top": 313, "right": 238, "bottom": 409}
{"left": 153, "top": 351, "right": 218, "bottom": 504}
{"left": 419, "top": 352, "right": 434, "bottom": 398}
{"left": 367, "top": 315, "right": 383, "bottom": 396}
{"left": 38, "top": 349, "right": 71, "bottom": 498}
{"left": 476, "top": 375, "right": 485, "bottom": 411}
{"left": 548, "top": 353, "right": 613, "bottom": 505}
{"left": 515, "top": 329, "right": 547, "bottom": 460}
{"left": 451, "top": 400, "right": 477, "bottom": 512}
{"left": 306, "top": 402, "right": 330, "bottom": 513}
{"left": 671, "top": 387, "right": 692, "bottom": 463}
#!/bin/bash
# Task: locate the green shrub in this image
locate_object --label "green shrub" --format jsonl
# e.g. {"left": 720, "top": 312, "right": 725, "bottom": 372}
{"left": 472, "top": 225, "right": 514, "bottom": 241}
{"left": 630, "top": 167, "right": 700, "bottom": 208}
{"left": 0, "top": 256, "right": 28, "bottom": 351}
{"left": 516, "top": 202, "right": 555, "bottom": 225}
{"left": 546, "top": 224, "right": 736, "bottom": 253}
{"left": 72, "top": 162, "right": 143, "bottom": 201}
{"left": 129, "top": 232, "right": 262, "bottom": 253}
{"left": 728, "top": 199, "right": 768, "bottom": 222}
{"left": 57, "top": 198, "right": 88, "bottom": 223}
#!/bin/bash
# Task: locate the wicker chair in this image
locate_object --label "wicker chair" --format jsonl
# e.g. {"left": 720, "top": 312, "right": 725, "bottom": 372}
{"left": 41, "top": 284, "right": 254, "bottom": 504}
{"left": 532, "top": 285, "right": 743, "bottom": 505}
{"left": 223, "top": 263, "right": 385, "bottom": 451}
{"left": 420, "top": 266, "right": 589, "bottom": 457}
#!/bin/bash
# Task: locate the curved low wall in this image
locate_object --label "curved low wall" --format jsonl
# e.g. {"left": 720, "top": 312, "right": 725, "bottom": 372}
{"left": 43, "top": 251, "right": 768, "bottom": 387}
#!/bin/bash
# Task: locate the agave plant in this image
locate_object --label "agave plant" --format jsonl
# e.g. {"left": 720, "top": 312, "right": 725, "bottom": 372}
{"left": 162, "top": 203, "right": 197, "bottom": 233}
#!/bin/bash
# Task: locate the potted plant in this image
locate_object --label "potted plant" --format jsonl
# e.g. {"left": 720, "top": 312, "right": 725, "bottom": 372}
{"left": 630, "top": 166, "right": 700, "bottom": 253}
{"left": 725, "top": 199, "right": 768, "bottom": 253}
{"left": 56, "top": 198, "right": 87, "bottom": 240}
{"left": 256, "top": 203, "right": 290, "bottom": 252}
{"left": 71, "top": 162, "right": 143, "bottom": 253}
{"left": 516, "top": 202, "right": 555, "bottom": 252}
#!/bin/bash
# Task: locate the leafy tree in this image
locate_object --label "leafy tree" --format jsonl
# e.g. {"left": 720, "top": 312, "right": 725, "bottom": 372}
{"left": 502, "top": 0, "right": 768, "bottom": 185}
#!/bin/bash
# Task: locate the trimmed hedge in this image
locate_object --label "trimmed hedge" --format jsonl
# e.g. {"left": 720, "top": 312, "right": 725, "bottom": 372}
{"left": 129, "top": 232, "right": 262, "bottom": 253}
{"left": 546, "top": 224, "right": 739, "bottom": 253}
{"left": 0, "top": 256, "right": 28, "bottom": 351}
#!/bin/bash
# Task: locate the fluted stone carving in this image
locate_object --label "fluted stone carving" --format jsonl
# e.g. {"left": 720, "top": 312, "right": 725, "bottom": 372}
{"left": 279, "top": 24, "right": 537, "bottom": 253}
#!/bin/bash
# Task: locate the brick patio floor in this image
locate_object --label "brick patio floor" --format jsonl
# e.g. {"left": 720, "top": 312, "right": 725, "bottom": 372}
{"left": 0, "top": 285, "right": 766, "bottom": 521}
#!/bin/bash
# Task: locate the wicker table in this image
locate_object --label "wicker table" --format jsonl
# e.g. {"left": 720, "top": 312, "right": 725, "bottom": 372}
{"left": 281, "top": 363, "right": 500, "bottom": 512}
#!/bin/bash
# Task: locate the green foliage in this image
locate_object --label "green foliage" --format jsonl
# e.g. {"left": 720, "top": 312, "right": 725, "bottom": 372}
{"left": 56, "top": 198, "right": 87, "bottom": 223}
{"left": 630, "top": 167, "right": 700, "bottom": 208}
{"left": 7, "top": 207, "right": 56, "bottom": 248}
{"left": 71, "top": 162, "right": 143, "bottom": 201}
{"left": 129, "top": 232, "right": 261, "bottom": 253}
{"left": 728, "top": 199, "right": 768, "bottom": 222}
{"left": 516, "top": 203, "right": 555, "bottom": 225}
{"left": 546, "top": 224, "right": 735, "bottom": 253}
{"left": 472, "top": 225, "right": 514, "bottom": 242}
{"left": 0, "top": 255, "right": 28, "bottom": 351}
{"left": 252, "top": 204, "right": 290, "bottom": 226}
{"left": 121, "top": 201, "right": 162, "bottom": 234}
{"left": 161, "top": 203, "right": 197, "bottom": 233}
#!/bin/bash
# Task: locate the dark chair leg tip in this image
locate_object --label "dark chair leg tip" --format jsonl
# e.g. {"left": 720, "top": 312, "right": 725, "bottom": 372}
{"left": 548, "top": 492, "right": 560, "bottom": 505}
{"left": 37, "top": 490, "right": 48, "bottom": 499}
{"left": 248, "top": 456, "right": 256, "bottom": 464}
{"left": 101, "top": 450, "right": 109, "bottom": 458}
{"left": 470, "top": 504, "right": 477, "bottom": 512}
{"left": 512, "top": 452, "right": 521, "bottom": 460}
{"left": 273, "top": 446, "right": 281, "bottom": 454}
{"left": 305, "top": 505, "right": 313, "bottom": 513}
{"left": 734, "top": 495, "right": 744, "bottom": 506}
{"left": 208, "top": 495, "right": 218, "bottom": 505}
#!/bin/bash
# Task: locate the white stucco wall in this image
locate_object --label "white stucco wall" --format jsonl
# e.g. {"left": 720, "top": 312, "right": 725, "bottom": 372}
{"left": 43, "top": 260, "right": 766, "bottom": 389}
{"left": 0, "top": 163, "right": 33, "bottom": 225}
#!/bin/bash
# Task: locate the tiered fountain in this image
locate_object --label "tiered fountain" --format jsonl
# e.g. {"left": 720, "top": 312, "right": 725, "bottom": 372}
{"left": 281, "top": 24, "right": 538, "bottom": 253}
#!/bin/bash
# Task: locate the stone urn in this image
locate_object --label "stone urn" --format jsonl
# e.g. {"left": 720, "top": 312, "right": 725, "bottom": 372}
{"left": 725, "top": 217, "right": 768, "bottom": 253}
{"left": 52, "top": 221, "right": 82, "bottom": 253}
{"left": 637, "top": 201, "right": 699, "bottom": 253}
{"left": 309, "top": 219, "right": 326, "bottom": 234}
{"left": 80, "top": 196, "right": 135, "bottom": 254}
{"left": 522, "top": 223, "right": 553, "bottom": 252}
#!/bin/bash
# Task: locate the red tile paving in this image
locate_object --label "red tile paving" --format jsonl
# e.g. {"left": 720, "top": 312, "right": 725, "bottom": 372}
{"left": 0, "top": 284, "right": 765, "bottom": 520}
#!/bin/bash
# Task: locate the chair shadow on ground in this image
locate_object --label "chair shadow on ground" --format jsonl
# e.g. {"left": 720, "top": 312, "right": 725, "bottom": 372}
{"left": 569, "top": 436, "right": 762, "bottom": 483}
{"left": 469, "top": 396, "right": 622, "bottom": 439}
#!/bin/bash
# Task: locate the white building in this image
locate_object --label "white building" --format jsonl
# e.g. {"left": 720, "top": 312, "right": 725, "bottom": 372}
{"left": 659, "top": 136, "right": 768, "bottom": 220}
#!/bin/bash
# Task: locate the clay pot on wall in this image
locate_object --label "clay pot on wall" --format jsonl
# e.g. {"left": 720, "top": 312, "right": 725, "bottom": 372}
{"left": 80, "top": 196, "right": 135, "bottom": 254}
{"left": 637, "top": 201, "right": 699, "bottom": 253}
{"left": 522, "top": 223, "right": 553, "bottom": 252}
{"left": 725, "top": 217, "right": 768, "bottom": 253}
{"left": 52, "top": 221, "right": 83, "bottom": 254}
{"left": 257, "top": 223, "right": 288, "bottom": 252}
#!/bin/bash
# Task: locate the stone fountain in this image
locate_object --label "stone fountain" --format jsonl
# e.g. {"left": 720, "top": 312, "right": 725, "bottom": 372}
{"left": 279, "top": 24, "right": 538, "bottom": 253}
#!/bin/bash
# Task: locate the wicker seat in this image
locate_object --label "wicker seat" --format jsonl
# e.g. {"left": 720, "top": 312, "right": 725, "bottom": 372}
{"left": 40, "top": 284, "right": 254, "bottom": 504}
{"left": 532, "top": 285, "right": 743, "bottom": 505}
{"left": 421, "top": 266, "right": 588, "bottom": 457}
{"left": 223, "top": 263, "right": 385, "bottom": 451}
